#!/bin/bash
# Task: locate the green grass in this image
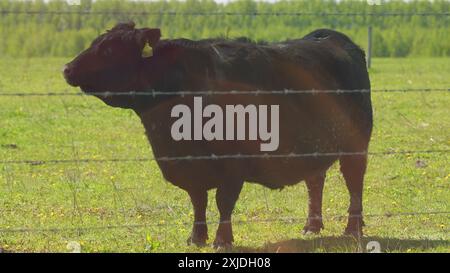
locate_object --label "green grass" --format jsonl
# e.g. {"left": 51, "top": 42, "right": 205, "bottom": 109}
{"left": 0, "top": 57, "right": 449, "bottom": 253}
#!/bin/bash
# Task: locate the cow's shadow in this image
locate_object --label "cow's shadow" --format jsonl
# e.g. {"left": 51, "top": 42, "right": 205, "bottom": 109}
{"left": 232, "top": 236, "right": 449, "bottom": 253}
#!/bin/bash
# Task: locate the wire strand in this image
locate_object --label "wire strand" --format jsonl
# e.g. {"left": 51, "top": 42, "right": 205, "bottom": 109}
{"left": 1, "top": 149, "right": 448, "bottom": 166}
{"left": 1, "top": 10, "right": 449, "bottom": 17}
{"left": 0, "top": 88, "right": 448, "bottom": 97}
{"left": 0, "top": 210, "right": 448, "bottom": 234}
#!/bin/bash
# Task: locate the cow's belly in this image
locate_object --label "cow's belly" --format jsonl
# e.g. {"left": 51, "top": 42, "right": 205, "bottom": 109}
{"left": 155, "top": 154, "right": 338, "bottom": 191}
{"left": 244, "top": 156, "right": 338, "bottom": 188}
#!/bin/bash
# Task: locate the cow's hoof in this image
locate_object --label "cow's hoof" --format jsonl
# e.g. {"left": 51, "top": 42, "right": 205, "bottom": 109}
{"left": 302, "top": 224, "right": 323, "bottom": 235}
{"left": 213, "top": 237, "right": 233, "bottom": 250}
{"left": 302, "top": 218, "right": 323, "bottom": 235}
{"left": 344, "top": 217, "right": 364, "bottom": 238}
{"left": 187, "top": 234, "right": 208, "bottom": 247}
{"left": 187, "top": 237, "right": 207, "bottom": 247}
{"left": 302, "top": 227, "right": 322, "bottom": 236}
{"left": 343, "top": 228, "right": 363, "bottom": 238}
{"left": 213, "top": 242, "right": 233, "bottom": 251}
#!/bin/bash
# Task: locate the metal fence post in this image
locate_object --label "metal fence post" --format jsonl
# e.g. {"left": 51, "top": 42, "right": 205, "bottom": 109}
{"left": 367, "top": 25, "right": 372, "bottom": 69}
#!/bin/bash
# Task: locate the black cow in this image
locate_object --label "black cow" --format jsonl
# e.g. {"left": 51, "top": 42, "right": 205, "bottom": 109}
{"left": 64, "top": 22, "right": 373, "bottom": 248}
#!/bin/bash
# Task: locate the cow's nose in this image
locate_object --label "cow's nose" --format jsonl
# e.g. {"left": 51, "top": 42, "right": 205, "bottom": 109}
{"left": 62, "top": 64, "right": 73, "bottom": 78}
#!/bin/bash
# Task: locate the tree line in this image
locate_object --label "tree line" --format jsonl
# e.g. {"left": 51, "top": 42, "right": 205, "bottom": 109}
{"left": 0, "top": 0, "right": 448, "bottom": 58}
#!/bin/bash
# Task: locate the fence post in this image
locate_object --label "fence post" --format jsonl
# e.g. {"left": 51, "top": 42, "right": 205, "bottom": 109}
{"left": 367, "top": 25, "right": 372, "bottom": 69}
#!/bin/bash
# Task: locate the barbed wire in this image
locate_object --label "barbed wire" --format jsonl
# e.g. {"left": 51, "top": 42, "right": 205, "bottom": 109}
{"left": 1, "top": 149, "right": 448, "bottom": 166}
{"left": 0, "top": 88, "right": 448, "bottom": 97}
{"left": 0, "top": 10, "right": 449, "bottom": 17}
{"left": 0, "top": 210, "right": 448, "bottom": 234}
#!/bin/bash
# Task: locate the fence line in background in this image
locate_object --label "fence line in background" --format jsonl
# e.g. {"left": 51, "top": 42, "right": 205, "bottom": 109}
{"left": 1, "top": 11, "right": 449, "bottom": 17}
{"left": 0, "top": 210, "right": 448, "bottom": 234}
{"left": 1, "top": 149, "right": 449, "bottom": 166}
{"left": 0, "top": 88, "right": 449, "bottom": 97}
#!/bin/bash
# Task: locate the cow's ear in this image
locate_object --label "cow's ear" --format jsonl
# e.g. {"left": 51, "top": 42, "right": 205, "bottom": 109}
{"left": 112, "top": 21, "right": 135, "bottom": 32}
{"left": 137, "top": 28, "right": 161, "bottom": 47}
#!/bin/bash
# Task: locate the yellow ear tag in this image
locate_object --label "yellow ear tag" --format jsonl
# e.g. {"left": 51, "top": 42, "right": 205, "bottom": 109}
{"left": 142, "top": 42, "right": 153, "bottom": 58}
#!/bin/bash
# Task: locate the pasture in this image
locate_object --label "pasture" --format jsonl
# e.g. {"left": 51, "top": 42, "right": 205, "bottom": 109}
{"left": 0, "top": 57, "right": 449, "bottom": 253}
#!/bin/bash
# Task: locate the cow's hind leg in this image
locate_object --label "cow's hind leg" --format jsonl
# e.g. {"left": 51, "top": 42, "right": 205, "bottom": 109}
{"left": 303, "top": 172, "right": 326, "bottom": 234}
{"left": 213, "top": 181, "right": 244, "bottom": 249}
{"left": 187, "top": 190, "right": 208, "bottom": 246}
{"left": 340, "top": 154, "right": 367, "bottom": 237}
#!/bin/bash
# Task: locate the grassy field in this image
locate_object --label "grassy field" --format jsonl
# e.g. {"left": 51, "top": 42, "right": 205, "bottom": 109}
{"left": 0, "top": 57, "right": 449, "bottom": 253}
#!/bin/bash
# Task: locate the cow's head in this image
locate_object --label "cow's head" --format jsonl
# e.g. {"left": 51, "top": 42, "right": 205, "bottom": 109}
{"left": 63, "top": 22, "right": 161, "bottom": 109}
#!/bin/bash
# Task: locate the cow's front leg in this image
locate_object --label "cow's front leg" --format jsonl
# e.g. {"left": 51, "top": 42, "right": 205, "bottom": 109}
{"left": 213, "top": 181, "right": 244, "bottom": 249}
{"left": 187, "top": 190, "right": 208, "bottom": 246}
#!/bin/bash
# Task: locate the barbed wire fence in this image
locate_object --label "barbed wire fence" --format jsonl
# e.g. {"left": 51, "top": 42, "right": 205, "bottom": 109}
{"left": 0, "top": 9, "right": 449, "bottom": 252}
{"left": 1, "top": 87, "right": 449, "bottom": 247}
{"left": 0, "top": 211, "right": 449, "bottom": 234}
{"left": 0, "top": 88, "right": 449, "bottom": 97}
{"left": 0, "top": 10, "right": 449, "bottom": 16}
{"left": 0, "top": 149, "right": 449, "bottom": 166}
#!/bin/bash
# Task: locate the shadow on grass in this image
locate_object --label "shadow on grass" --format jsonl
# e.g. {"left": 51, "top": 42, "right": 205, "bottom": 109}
{"left": 233, "top": 236, "right": 450, "bottom": 253}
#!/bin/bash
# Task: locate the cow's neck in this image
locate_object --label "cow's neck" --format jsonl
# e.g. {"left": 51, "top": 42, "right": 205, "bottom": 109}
{"left": 133, "top": 40, "right": 214, "bottom": 114}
